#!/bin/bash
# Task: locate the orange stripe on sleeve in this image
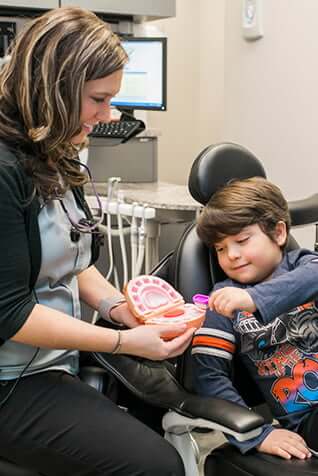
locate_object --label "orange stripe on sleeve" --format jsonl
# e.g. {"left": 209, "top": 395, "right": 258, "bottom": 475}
{"left": 193, "top": 335, "right": 236, "bottom": 354}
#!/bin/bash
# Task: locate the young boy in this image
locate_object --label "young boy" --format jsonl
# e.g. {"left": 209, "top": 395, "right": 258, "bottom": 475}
{"left": 192, "top": 177, "right": 318, "bottom": 460}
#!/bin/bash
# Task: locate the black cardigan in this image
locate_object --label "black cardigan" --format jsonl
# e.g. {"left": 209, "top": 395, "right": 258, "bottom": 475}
{"left": 0, "top": 142, "right": 100, "bottom": 342}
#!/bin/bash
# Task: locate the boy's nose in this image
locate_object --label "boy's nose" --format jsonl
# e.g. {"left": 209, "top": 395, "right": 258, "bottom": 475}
{"left": 227, "top": 246, "right": 241, "bottom": 260}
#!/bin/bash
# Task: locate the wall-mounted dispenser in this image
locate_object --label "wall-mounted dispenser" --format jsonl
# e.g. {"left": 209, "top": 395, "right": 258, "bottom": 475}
{"left": 242, "top": 0, "right": 263, "bottom": 41}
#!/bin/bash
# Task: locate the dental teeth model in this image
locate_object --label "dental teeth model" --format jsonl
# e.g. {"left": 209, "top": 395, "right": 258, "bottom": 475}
{"left": 124, "top": 275, "right": 205, "bottom": 339}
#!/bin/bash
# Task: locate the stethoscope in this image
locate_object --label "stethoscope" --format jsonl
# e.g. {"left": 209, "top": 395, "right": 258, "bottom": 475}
{"left": 57, "top": 159, "right": 104, "bottom": 243}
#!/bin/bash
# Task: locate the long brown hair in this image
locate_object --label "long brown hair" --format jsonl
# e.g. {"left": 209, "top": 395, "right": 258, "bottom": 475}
{"left": 0, "top": 7, "right": 127, "bottom": 198}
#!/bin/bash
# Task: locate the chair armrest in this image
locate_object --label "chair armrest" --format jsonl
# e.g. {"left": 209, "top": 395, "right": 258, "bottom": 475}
{"left": 289, "top": 193, "right": 318, "bottom": 226}
{"left": 163, "top": 408, "right": 263, "bottom": 442}
{"left": 91, "top": 350, "right": 264, "bottom": 438}
{"left": 177, "top": 394, "right": 264, "bottom": 436}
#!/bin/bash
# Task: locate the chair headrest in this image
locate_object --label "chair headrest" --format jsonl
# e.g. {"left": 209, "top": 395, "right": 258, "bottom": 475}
{"left": 188, "top": 143, "right": 266, "bottom": 205}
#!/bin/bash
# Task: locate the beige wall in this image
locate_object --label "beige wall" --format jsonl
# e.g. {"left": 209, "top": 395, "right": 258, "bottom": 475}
{"left": 198, "top": 0, "right": 225, "bottom": 151}
{"left": 148, "top": 0, "right": 225, "bottom": 184}
{"left": 148, "top": 1, "right": 318, "bottom": 246}
{"left": 224, "top": 0, "right": 318, "bottom": 247}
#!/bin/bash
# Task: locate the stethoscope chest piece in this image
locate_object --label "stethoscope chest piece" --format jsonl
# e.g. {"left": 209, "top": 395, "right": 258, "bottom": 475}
{"left": 70, "top": 227, "right": 81, "bottom": 243}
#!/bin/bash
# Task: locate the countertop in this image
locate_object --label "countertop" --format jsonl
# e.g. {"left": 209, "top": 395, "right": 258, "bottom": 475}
{"left": 85, "top": 181, "right": 201, "bottom": 223}
{"left": 85, "top": 181, "right": 201, "bottom": 212}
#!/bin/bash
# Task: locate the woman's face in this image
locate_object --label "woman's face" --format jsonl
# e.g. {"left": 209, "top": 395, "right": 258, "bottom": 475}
{"left": 71, "top": 69, "right": 123, "bottom": 145}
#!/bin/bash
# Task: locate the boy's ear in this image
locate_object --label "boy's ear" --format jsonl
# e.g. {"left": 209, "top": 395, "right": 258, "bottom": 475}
{"left": 274, "top": 221, "right": 287, "bottom": 247}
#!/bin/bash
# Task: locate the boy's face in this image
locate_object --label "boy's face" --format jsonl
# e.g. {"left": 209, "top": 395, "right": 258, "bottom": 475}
{"left": 214, "top": 222, "right": 287, "bottom": 284}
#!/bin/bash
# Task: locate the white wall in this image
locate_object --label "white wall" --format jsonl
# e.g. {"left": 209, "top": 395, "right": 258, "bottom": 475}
{"left": 198, "top": 0, "right": 225, "bottom": 151}
{"left": 149, "top": 0, "right": 318, "bottom": 247}
{"left": 148, "top": 0, "right": 225, "bottom": 185}
{"left": 224, "top": 0, "right": 318, "bottom": 247}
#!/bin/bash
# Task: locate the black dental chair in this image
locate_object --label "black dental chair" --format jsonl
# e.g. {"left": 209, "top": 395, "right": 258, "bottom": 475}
{"left": 177, "top": 142, "right": 318, "bottom": 476}
{"left": 3, "top": 142, "right": 318, "bottom": 476}
{"left": 92, "top": 143, "right": 318, "bottom": 476}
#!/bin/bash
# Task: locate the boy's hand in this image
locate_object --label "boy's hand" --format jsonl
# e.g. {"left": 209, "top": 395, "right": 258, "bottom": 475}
{"left": 209, "top": 287, "right": 256, "bottom": 318}
{"left": 257, "top": 429, "right": 311, "bottom": 460}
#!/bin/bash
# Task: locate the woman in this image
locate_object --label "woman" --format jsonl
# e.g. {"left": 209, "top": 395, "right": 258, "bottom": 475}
{"left": 0, "top": 7, "right": 193, "bottom": 475}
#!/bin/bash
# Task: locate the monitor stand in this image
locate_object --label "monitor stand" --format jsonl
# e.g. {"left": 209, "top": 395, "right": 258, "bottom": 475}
{"left": 117, "top": 107, "right": 137, "bottom": 121}
{"left": 118, "top": 107, "right": 146, "bottom": 136}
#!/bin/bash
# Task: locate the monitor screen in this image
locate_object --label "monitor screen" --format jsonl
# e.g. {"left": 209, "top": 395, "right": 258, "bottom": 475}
{"left": 111, "top": 37, "right": 167, "bottom": 111}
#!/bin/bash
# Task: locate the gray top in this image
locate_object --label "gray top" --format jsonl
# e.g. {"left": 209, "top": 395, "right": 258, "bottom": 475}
{"left": 0, "top": 190, "right": 92, "bottom": 380}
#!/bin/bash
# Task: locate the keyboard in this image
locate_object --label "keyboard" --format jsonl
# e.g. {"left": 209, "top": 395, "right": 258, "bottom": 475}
{"left": 90, "top": 120, "right": 145, "bottom": 142}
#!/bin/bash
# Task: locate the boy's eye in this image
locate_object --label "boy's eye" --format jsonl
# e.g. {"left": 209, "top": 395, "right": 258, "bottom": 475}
{"left": 215, "top": 247, "right": 223, "bottom": 253}
{"left": 237, "top": 237, "right": 249, "bottom": 244}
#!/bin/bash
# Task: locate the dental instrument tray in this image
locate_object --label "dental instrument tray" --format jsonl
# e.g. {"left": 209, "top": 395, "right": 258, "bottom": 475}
{"left": 124, "top": 276, "right": 205, "bottom": 339}
{"left": 90, "top": 119, "right": 145, "bottom": 143}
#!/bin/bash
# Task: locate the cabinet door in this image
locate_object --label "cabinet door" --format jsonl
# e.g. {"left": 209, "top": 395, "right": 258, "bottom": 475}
{"left": 0, "top": 0, "right": 58, "bottom": 8}
{"left": 60, "top": 0, "right": 176, "bottom": 19}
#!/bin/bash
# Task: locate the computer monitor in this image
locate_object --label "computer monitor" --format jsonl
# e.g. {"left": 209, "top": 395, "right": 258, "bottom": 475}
{"left": 111, "top": 37, "right": 167, "bottom": 112}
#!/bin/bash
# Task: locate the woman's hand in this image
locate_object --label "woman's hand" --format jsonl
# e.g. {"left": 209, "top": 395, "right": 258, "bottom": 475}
{"left": 257, "top": 429, "right": 311, "bottom": 460}
{"left": 110, "top": 302, "right": 140, "bottom": 328}
{"left": 120, "top": 324, "right": 195, "bottom": 360}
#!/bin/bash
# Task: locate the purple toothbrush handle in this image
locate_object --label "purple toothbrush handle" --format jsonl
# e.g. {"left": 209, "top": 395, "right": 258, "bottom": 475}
{"left": 192, "top": 294, "right": 209, "bottom": 306}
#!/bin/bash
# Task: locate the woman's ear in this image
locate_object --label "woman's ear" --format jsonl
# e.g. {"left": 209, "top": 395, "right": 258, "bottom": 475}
{"left": 274, "top": 221, "right": 287, "bottom": 247}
